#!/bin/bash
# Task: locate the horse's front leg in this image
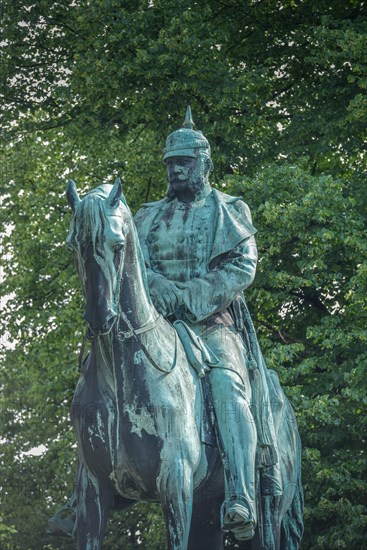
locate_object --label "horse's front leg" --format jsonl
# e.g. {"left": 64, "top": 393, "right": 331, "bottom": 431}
{"left": 159, "top": 459, "right": 195, "bottom": 550}
{"left": 75, "top": 463, "right": 114, "bottom": 550}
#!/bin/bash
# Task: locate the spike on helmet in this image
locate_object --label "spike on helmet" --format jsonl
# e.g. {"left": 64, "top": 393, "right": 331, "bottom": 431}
{"left": 163, "top": 106, "right": 211, "bottom": 160}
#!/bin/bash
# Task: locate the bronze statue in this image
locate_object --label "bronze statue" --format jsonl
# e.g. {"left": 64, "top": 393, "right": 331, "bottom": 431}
{"left": 61, "top": 108, "right": 303, "bottom": 549}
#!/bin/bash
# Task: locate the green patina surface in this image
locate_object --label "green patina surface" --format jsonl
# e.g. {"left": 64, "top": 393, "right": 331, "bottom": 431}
{"left": 62, "top": 108, "right": 303, "bottom": 549}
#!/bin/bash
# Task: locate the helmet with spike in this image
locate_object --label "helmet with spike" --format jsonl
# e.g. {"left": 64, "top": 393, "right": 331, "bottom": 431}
{"left": 163, "top": 106, "right": 211, "bottom": 160}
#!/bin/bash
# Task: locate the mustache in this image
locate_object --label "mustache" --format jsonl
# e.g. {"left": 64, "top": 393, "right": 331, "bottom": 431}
{"left": 168, "top": 173, "right": 189, "bottom": 182}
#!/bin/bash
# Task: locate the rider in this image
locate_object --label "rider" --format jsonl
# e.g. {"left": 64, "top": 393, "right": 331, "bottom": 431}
{"left": 134, "top": 107, "right": 282, "bottom": 540}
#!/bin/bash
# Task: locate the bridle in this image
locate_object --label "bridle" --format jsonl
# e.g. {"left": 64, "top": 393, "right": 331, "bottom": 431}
{"left": 79, "top": 312, "right": 178, "bottom": 375}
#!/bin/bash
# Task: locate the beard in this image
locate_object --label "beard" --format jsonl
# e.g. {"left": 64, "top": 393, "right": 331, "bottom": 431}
{"left": 167, "top": 166, "right": 209, "bottom": 199}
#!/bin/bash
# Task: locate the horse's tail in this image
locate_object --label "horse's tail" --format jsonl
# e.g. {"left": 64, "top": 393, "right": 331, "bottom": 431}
{"left": 280, "top": 443, "right": 304, "bottom": 549}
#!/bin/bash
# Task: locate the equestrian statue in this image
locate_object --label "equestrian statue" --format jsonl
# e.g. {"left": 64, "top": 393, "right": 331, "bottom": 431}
{"left": 60, "top": 107, "right": 303, "bottom": 549}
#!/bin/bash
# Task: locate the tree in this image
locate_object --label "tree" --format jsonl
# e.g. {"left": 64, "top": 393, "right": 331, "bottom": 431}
{"left": 229, "top": 162, "right": 367, "bottom": 548}
{"left": 1, "top": 1, "right": 366, "bottom": 547}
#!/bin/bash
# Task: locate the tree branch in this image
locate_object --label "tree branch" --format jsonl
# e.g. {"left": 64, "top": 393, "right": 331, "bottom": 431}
{"left": 257, "top": 319, "right": 321, "bottom": 350}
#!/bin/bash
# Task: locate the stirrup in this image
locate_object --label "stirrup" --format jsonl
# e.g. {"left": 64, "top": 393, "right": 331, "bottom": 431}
{"left": 46, "top": 504, "right": 75, "bottom": 538}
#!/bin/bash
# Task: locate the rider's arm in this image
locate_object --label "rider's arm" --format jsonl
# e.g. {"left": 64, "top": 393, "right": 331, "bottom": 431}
{"left": 175, "top": 236, "right": 258, "bottom": 323}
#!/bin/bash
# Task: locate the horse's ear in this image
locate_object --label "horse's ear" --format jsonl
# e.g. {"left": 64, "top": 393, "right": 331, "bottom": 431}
{"left": 108, "top": 177, "right": 123, "bottom": 208}
{"left": 66, "top": 179, "right": 81, "bottom": 212}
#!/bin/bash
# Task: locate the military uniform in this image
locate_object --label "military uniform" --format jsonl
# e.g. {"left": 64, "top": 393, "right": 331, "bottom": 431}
{"left": 135, "top": 185, "right": 272, "bottom": 525}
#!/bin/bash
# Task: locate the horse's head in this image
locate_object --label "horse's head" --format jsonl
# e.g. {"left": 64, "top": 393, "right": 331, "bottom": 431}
{"left": 66, "top": 178, "right": 127, "bottom": 335}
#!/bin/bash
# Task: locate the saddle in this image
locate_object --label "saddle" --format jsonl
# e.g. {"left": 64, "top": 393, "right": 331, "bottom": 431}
{"left": 173, "top": 320, "right": 218, "bottom": 447}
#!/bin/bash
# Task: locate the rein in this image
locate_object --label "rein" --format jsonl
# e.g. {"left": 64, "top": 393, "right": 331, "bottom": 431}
{"left": 118, "top": 311, "right": 178, "bottom": 375}
{"left": 84, "top": 312, "right": 178, "bottom": 375}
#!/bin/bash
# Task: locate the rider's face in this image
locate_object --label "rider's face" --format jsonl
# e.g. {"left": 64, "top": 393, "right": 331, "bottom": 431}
{"left": 166, "top": 156, "right": 197, "bottom": 193}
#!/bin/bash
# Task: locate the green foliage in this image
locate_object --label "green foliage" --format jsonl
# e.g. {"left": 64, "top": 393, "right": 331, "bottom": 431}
{"left": 1, "top": 0, "right": 366, "bottom": 548}
{"left": 226, "top": 162, "right": 367, "bottom": 547}
{"left": 103, "top": 503, "right": 166, "bottom": 550}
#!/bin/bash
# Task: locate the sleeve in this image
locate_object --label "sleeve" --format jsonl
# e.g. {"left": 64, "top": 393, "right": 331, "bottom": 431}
{"left": 175, "top": 235, "right": 258, "bottom": 323}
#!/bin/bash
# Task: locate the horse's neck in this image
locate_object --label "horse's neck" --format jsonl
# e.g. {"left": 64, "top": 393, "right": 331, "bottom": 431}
{"left": 119, "top": 225, "right": 157, "bottom": 331}
{"left": 90, "top": 221, "right": 158, "bottom": 392}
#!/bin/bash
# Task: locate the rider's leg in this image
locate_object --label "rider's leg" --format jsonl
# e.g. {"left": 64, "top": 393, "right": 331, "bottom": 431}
{"left": 209, "top": 368, "right": 257, "bottom": 529}
{"left": 200, "top": 325, "right": 257, "bottom": 539}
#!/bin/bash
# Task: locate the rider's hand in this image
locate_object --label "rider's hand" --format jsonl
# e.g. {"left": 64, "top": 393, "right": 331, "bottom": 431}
{"left": 149, "top": 276, "right": 180, "bottom": 317}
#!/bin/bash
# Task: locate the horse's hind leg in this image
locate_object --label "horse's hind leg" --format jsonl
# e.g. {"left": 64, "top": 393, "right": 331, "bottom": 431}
{"left": 75, "top": 463, "right": 113, "bottom": 550}
{"left": 188, "top": 494, "right": 224, "bottom": 550}
{"left": 160, "top": 461, "right": 194, "bottom": 550}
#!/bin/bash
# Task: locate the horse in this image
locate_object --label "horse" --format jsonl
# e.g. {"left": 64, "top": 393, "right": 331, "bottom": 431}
{"left": 65, "top": 177, "right": 303, "bottom": 550}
